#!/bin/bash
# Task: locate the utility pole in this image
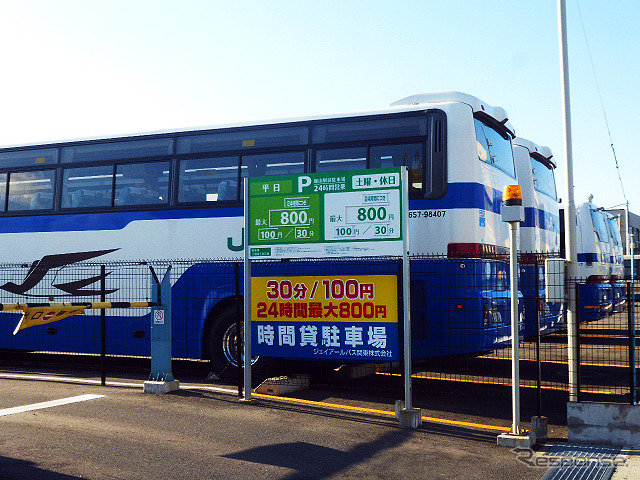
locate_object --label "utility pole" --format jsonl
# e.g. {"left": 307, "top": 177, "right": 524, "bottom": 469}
{"left": 558, "top": 0, "right": 579, "bottom": 402}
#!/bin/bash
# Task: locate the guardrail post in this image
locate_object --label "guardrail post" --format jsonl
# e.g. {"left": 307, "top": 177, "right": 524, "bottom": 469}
{"left": 144, "top": 266, "right": 179, "bottom": 394}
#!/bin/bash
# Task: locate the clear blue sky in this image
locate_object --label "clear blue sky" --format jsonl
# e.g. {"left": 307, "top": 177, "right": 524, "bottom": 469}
{"left": 0, "top": 0, "right": 638, "bottom": 213}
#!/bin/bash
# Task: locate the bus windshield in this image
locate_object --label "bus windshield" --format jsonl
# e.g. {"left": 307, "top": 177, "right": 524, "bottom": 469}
{"left": 607, "top": 217, "right": 623, "bottom": 246}
{"left": 531, "top": 158, "right": 557, "bottom": 200}
{"left": 591, "top": 209, "right": 610, "bottom": 243}
{"left": 474, "top": 119, "right": 515, "bottom": 178}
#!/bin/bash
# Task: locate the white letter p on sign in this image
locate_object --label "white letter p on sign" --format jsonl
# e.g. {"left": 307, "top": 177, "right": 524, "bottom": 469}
{"left": 298, "top": 176, "right": 311, "bottom": 192}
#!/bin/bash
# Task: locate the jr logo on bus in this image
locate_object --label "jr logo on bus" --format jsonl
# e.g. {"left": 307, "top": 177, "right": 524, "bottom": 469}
{"left": 0, "top": 249, "right": 119, "bottom": 297}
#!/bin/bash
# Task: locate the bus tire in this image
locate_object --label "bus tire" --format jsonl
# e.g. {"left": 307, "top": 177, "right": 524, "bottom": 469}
{"left": 207, "top": 306, "right": 272, "bottom": 380}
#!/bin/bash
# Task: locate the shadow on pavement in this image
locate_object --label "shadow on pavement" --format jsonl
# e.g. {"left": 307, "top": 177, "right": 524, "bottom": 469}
{"left": 0, "top": 456, "right": 88, "bottom": 480}
{"left": 224, "top": 429, "right": 411, "bottom": 480}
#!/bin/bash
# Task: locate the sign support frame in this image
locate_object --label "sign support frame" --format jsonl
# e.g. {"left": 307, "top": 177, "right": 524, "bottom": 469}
{"left": 397, "top": 167, "right": 421, "bottom": 428}
{"left": 243, "top": 178, "right": 254, "bottom": 402}
{"left": 243, "top": 168, "right": 416, "bottom": 426}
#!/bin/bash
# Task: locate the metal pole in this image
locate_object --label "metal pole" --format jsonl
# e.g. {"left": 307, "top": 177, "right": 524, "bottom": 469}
{"left": 628, "top": 281, "right": 636, "bottom": 404}
{"left": 100, "top": 265, "right": 106, "bottom": 386}
{"left": 234, "top": 262, "right": 242, "bottom": 397}
{"left": 632, "top": 233, "right": 636, "bottom": 281}
{"left": 575, "top": 283, "right": 582, "bottom": 402}
{"left": 509, "top": 222, "right": 521, "bottom": 434}
{"left": 632, "top": 234, "right": 637, "bottom": 404}
{"left": 243, "top": 178, "right": 253, "bottom": 401}
{"left": 558, "top": 0, "right": 579, "bottom": 402}
{"left": 535, "top": 261, "right": 542, "bottom": 418}
{"left": 402, "top": 168, "right": 413, "bottom": 411}
{"left": 626, "top": 203, "right": 631, "bottom": 256}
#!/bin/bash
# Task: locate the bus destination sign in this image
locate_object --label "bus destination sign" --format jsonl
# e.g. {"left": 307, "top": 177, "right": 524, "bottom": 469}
{"left": 248, "top": 168, "right": 404, "bottom": 259}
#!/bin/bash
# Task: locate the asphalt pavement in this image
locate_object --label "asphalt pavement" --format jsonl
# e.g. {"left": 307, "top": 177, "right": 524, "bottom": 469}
{"left": 0, "top": 375, "right": 548, "bottom": 480}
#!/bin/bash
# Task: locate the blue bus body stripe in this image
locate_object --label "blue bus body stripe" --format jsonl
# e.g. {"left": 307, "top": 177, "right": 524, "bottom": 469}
{"left": 577, "top": 252, "right": 617, "bottom": 265}
{"left": 0, "top": 183, "right": 558, "bottom": 234}
{"left": 521, "top": 206, "right": 560, "bottom": 233}
{"left": 0, "top": 207, "right": 244, "bottom": 234}
{"left": 410, "top": 182, "right": 503, "bottom": 214}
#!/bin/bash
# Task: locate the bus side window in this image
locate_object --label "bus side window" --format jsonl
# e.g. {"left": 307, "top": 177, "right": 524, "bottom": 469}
{"left": 178, "top": 157, "right": 239, "bottom": 203}
{"left": 315, "top": 147, "right": 367, "bottom": 172}
{"left": 7, "top": 170, "right": 56, "bottom": 211}
{"left": 0, "top": 173, "right": 6, "bottom": 212}
{"left": 62, "top": 166, "right": 113, "bottom": 208}
{"left": 370, "top": 144, "right": 423, "bottom": 194}
{"left": 115, "top": 161, "right": 170, "bottom": 206}
{"left": 241, "top": 152, "right": 305, "bottom": 179}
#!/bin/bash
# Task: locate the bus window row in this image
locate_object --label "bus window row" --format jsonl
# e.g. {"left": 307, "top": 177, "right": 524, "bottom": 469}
{"left": 0, "top": 143, "right": 425, "bottom": 211}
{"left": 0, "top": 116, "right": 428, "bottom": 167}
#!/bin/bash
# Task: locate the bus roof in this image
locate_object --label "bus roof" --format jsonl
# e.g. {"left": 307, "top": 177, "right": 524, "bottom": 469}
{"left": 391, "top": 91, "right": 515, "bottom": 138}
{"left": 513, "top": 137, "right": 556, "bottom": 168}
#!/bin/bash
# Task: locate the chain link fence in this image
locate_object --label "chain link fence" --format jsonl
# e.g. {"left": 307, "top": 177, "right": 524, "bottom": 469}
{"left": 0, "top": 256, "right": 637, "bottom": 421}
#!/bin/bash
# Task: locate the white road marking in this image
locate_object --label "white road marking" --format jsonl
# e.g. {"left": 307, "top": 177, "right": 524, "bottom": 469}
{"left": 0, "top": 373, "right": 142, "bottom": 388}
{"left": 0, "top": 372, "right": 239, "bottom": 395}
{"left": 0, "top": 394, "right": 104, "bottom": 417}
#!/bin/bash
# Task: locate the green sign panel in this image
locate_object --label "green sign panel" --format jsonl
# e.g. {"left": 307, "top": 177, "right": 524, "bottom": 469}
{"left": 248, "top": 168, "right": 404, "bottom": 259}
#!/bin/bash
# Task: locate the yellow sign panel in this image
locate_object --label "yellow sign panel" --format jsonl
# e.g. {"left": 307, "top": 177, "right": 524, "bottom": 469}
{"left": 251, "top": 275, "right": 398, "bottom": 323}
{"left": 13, "top": 307, "right": 86, "bottom": 335}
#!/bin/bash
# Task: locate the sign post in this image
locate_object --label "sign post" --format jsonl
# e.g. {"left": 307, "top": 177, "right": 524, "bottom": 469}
{"left": 397, "top": 166, "right": 421, "bottom": 428}
{"left": 243, "top": 178, "right": 253, "bottom": 401}
{"left": 497, "top": 185, "right": 536, "bottom": 447}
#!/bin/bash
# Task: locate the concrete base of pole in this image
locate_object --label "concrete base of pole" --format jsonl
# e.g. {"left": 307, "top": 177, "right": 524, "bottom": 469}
{"left": 531, "top": 416, "right": 548, "bottom": 444}
{"left": 143, "top": 380, "right": 180, "bottom": 394}
{"left": 497, "top": 431, "right": 536, "bottom": 449}
{"left": 395, "top": 401, "right": 422, "bottom": 428}
{"left": 237, "top": 397, "right": 258, "bottom": 404}
{"left": 398, "top": 409, "right": 422, "bottom": 428}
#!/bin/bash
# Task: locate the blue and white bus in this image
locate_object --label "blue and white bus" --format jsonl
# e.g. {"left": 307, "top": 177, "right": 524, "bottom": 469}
{"left": 575, "top": 199, "right": 616, "bottom": 320}
{"left": 512, "top": 138, "right": 562, "bottom": 336}
{"left": 0, "top": 91, "right": 524, "bottom": 371}
{"left": 604, "top": 211, "right": 626, "bottom": 312}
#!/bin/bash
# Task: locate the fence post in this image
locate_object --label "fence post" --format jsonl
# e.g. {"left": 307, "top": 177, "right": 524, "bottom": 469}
{"left": 144, "top": 266, "right": 179, "bottom": 394}
{"left": 535, "top": 261, "right": 542, "bottom": 418}
{"left": 628, "top": 282, "right": 636, "bottom": 404}
{"left": 575, "top": 283, "right": 582, "bottom": 403}
{"left": 100, "top": 265, "right": 106, "bottom": 386}
{"left": 529, "top": 259, "right": 548, "bottom": 444}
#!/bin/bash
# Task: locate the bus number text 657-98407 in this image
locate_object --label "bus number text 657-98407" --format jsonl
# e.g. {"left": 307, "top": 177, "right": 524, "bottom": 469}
{"left": 408, "top": 210, "right": 446, "bottom": 219}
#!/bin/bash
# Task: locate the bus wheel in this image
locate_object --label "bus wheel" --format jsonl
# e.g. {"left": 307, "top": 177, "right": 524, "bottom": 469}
{"left": 208, "top": 306, "right": 263, "bottom": 378}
